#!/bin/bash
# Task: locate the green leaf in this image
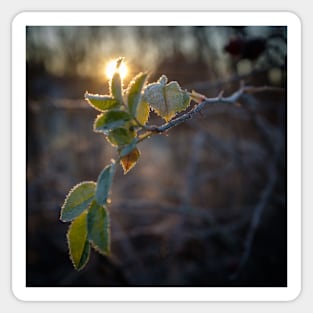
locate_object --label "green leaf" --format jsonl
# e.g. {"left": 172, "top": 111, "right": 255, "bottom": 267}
{"left": 85, "top": 92, "right": 119, "bottom": 111}
{"left": 93, "top": 111, "right": 132, "bottom": 134}
{"left": 87, "top": 201, "right": 110, "bottom": 255}
{"left": 135, "top": 101, "right": 150, "bottom": 126}
{"left": 127, "top": 72, "right": 147, "bottom": 114}
{"left": 107, "top": 127, "right": 136, "bottom": 147}
{"left": 60, "top": 181, "right": 96, "bottom": 222}
{"left": 95, "top": 161, "right": 115, "bottom": 205}
{"left": 67, "top": 211, "right": 90, "bottom": 271}
{"left": 120, "top": 147, "right": 141, "bottom": 174}
{"left": 143, "top": 75, "right": 191, "bottom": 122}
{"left": 110, "top": 72, "right": 123, "bottom": 105}
{"left": 126, "top": 72, "right": 149, "bottom": 125}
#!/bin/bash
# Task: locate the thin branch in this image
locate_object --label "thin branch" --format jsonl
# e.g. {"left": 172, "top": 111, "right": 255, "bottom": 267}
{"left": 144, "top": 85, "right": 282, "bottom": 134}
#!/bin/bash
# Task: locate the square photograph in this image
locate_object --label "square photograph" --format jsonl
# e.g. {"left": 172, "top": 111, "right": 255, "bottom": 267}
{"left": 26, "top": 24, "right": 287, "bottom": 286}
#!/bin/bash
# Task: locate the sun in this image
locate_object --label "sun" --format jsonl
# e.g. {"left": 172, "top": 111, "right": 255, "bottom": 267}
{"left": 105, "top": 60, "right": 128, "bottom": 80}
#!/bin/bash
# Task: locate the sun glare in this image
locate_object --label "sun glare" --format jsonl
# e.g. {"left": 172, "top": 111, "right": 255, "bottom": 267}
{"left": 105, "top": 60, "right": 128, "bottom": 80}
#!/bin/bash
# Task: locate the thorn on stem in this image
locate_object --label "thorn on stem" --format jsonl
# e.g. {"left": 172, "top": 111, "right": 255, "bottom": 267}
{"left": 197, "top": 110, "right": 204, "bottom": 118}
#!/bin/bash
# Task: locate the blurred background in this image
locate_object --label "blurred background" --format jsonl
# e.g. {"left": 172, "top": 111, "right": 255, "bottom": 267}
{"left": 27, "top": 25, "right": 287, "bottom": 286}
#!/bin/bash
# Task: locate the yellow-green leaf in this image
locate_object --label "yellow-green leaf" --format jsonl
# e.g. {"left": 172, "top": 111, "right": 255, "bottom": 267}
{"left": 126, "top": 72, "right": 149, "bottom": 125}
{"left": 67, "top": 211, "right": 90, "bottom": 271}
{"left": 135, "top": 101, "right": 150, "bottom": 126}
{"left": 110, "top": 72, "right": 123, "bottom": 105}
{"left": 120, "top": 147, "right": 141, "bottom": 174}
{"left": 60, "top": 181, "right": 96, "bottom": 222}
{"left": 87, "top": 201, "right": 110, "bottom": 255}
{"left": 85, "top": 92, "right": 119, "bottom": 111}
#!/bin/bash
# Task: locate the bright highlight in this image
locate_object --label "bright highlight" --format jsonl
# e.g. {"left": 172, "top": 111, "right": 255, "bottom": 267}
{"left": 105, "top": 60, "right": 128, "bottom": 80}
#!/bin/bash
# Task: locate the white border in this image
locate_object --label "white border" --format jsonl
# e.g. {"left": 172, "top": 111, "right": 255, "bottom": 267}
{"left": 11, "top": 11, "right": 301, "bottom": 302}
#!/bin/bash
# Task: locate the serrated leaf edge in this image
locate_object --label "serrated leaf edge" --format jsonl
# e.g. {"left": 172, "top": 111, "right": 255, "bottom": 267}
{"left": 110, "top": 72, "right": 124, "bottom": 105}
{"left": 87, "top": 204, "right": 111, "bottom": 256}
{"left": 120, "top": 147, "right": 141, "bottom": 174}
{"left": 85, "top": 92, "right": 118, "bottom": 112}
{"left": 95, "top": 161, "right": 116, "bottom": 205}
{"left": 66, "top": 211, "right": 90, "bottom": 271}
{"left": 93, "top": 111, "right": 133, "bottom": 135}
{"left": 60, "top": 181, "right": 96, "bottom": 222}
{"left": 126, "top": 72, "right": 148, "bottom": 115}
{"left": 143, "top": 79, "right": 191, "bottom": 122}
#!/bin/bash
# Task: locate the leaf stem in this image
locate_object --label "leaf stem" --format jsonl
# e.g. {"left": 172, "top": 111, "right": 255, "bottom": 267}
{"left": 137, "top": 131, "right": 153, "bottom": 143}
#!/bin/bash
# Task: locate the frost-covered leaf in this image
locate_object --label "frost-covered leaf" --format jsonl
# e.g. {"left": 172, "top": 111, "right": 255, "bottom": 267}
{"left": 67, "top": 211, "right": 90, "bottom": 271}
{"left": 143, "top": 76, "right": 191, "bottom": 122}
{"left": 127, "top": 72, "right": 147, "bottom": 114}
{"left": 85, "top": 92, "right": 119, "bottom": 111}
{"left": 107, "top": 127, "right": 136, "bottom": 147}
{"left": 60, "top": 182, "right": 96, "bottom": 222}
{"left": 126, "top": 72, "right": 149, "bottom": 125}
{"left": 87, "top": 201, "right": 110, "bottom": 255}
{"left": 93, "top": 111, "right": 132, "bottom": 134}
{"left": 95, "top": 161, "right": 115, "bottom": 205}
{"left": 110, "top": 72, "right": 123, "bottom": 105}
{"left": 120, "top": 147, "right": 140, "bottom": 174}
